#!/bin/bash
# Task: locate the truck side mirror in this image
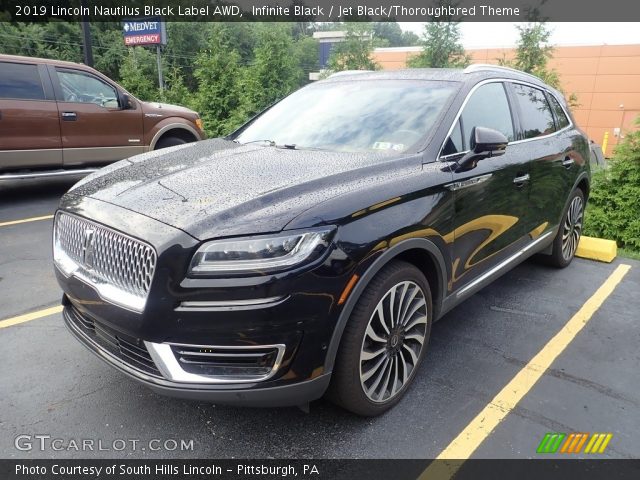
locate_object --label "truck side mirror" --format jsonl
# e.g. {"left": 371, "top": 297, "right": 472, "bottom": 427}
{"left": 119, "top": 93, "right": 135, "bottom": 110}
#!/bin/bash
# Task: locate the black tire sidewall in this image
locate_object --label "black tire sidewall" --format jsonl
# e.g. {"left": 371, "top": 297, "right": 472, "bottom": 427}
{"left": 328, "top": 261, "right": 433, "bottom": 416}
{"left": 551, "top": 188, "right": 585, "bottom": 268}
{"left": 155, "top": 137, "right": 187, "bottom": 150}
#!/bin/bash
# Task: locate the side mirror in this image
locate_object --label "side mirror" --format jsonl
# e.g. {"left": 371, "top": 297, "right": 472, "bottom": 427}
{"left": 119, "top": 92, "right": 135, "bottom": 110}
{"left": 456, "top": 127, "right": 508, "bottom": 171}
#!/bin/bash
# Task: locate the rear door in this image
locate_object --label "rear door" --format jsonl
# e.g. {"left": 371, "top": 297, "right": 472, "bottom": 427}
{"left": 441, "top": 81, "right": 532, "bottom": 292}
{"left": 49, "top": 66, "right": 144, "bottom": 167}
{"left": 508, "top": 83, "right": 575, "bottom": 232}
{"left": 0, "top": 61, "right": 62, "bottom": 171}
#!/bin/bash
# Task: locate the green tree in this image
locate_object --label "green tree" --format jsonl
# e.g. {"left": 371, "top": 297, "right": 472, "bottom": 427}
{"left": 293, "top": 35, "right": 319, "bottom": 86}
{"left": 238, "top": 23, "right": 302, "bottom": 118}
{"left": 499, "top": 22, "right": 579, "bottom": 106}
{"left": 584, "top": 116, "right": 640, "bottom": 250}
{"left": 372, "top": 22, "right": 420, "bottom": 47}
{"left": 326, "top": 23, "right": 380, "bottom": 72}
{"left": 118, "top": 47, "right": 157, "bottom": 101}
{"left": 92, "top": 23, "right": 128, "bottom": 80}
{"left": 160, "top": 67, "right": 191, "bottom": 107}
{"left": 193, "top": 25, "right": 244, "bottom": 136}
{"left": 162, "top": 22, "right": 210, "bottom": 90}
{"left": 408, "top": 21, "right": 470, "bottom": 68}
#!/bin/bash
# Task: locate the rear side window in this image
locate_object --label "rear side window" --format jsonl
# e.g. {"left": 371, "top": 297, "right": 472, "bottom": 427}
{"left": 547, "top": 94, "right": 570, "bottom": 130}
{"left": 511, "top": 84, "right": 556, "bottom": 139}
{"left": 0, "top": 62, "right": 45, "bottom": 100}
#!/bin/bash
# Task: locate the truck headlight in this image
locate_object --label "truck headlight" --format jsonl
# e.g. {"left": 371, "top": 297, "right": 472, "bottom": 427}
{"left": 189, "top": 228, "right": 334, "bottom": 276}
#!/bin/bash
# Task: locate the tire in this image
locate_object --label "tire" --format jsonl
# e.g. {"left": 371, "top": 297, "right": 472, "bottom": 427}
{"left": 154, "top": 136, "right": 188, "bottom": 150}
{"left": 547, "top": 188, "right": 585, "bottom": 268}
{"left": 327, "top": 260, "right": 433, "bottom": 416}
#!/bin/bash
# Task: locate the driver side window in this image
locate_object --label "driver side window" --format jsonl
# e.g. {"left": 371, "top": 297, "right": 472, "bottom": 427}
{"left": 442, "top": 82, "right": 515, "bottom": 156}
{"left": 56, "top": 69, "right": 119, "bottom": 108}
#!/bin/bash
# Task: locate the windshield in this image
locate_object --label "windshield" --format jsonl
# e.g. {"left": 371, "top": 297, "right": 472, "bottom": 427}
{"left": 234, "top": 80, "right": 458, "bottom": 153}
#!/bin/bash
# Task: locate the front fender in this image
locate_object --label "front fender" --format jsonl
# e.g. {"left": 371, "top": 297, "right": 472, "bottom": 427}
{"left": 324, "top": 237, "right": 448, "bottom": 373}
{"left": 146, "top": 118, "right": 203, "bottom": 150}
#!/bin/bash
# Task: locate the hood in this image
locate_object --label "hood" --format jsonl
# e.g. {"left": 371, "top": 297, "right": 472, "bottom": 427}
{"left": 142, "top": 101, "right": 197, "bottom": 117}
{"left": 67, "top": 139, "right": 418, "bottom": 240}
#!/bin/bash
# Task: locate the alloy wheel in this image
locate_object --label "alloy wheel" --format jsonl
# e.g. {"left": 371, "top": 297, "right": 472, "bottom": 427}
{"left": 359, "top": 281, "right": 428, "bottom": 403}
{"left": 562, "top": 196, "right": 583, "bottom": 261}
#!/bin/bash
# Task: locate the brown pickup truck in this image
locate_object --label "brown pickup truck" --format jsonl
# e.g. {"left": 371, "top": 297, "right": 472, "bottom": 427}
{"left": 0, "top": 54, "right": 205, "bottom": 180}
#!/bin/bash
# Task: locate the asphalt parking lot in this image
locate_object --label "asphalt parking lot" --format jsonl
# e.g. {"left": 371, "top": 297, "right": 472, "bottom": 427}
{"left": 1, "top": 177, "right": 638, "bottom": 461}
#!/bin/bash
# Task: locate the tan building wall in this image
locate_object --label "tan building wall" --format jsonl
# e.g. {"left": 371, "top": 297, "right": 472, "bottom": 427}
{"left": 373, "top": 44, "right": 640, "bottom": 156}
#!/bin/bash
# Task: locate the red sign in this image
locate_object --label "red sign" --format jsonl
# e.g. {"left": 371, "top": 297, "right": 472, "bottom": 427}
{"left": 124, "top": 34, "right": 161, "bottom": 46}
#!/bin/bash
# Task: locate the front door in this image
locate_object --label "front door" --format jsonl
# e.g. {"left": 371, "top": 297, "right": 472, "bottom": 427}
{"left": 50, "top": 66, "right": 144, "bottom": 167}
{"left": 440, "top": 81, "right": 532, "bottom": 293}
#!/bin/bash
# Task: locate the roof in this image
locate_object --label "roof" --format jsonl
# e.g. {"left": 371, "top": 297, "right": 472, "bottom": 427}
{"left": 322, "top": 65, "right": 549, "bottom": 89}
{"left": 0, "top": 53, "right": 88, "bottom": 69}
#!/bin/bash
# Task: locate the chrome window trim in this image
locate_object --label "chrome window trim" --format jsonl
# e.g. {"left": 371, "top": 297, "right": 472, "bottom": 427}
{"left": 437, "top": 78, "right": 574, "bottom": 161}
{"left": 145, "top": 341, "right": 287, "bottom": 384}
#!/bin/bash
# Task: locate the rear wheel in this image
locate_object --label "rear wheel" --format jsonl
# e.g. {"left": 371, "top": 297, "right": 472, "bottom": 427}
{"left": 328, "top": 261, "right": 432, "bottom": 416}
{"left": 547, "top": 189, "right": 585, "bottom": 268}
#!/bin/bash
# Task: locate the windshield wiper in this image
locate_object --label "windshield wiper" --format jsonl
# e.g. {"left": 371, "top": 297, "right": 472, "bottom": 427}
{"left": 237, "top": 139, "right": 276, "bottom": 146}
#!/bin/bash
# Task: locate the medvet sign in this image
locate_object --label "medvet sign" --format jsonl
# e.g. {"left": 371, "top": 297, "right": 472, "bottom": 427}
{"left": 122, "top": 17, "right": 167, "bottom": 46}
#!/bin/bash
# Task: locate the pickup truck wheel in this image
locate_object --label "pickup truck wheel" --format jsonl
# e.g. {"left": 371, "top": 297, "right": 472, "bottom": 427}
{"left": 154, "top": 136, "right": 187, "bottom": 150}
{"left": 327, "top": 261, "right": 432, "bottom": 416}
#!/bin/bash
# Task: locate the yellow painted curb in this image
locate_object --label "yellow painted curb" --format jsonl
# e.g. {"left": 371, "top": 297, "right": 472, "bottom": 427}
{"left": 576, "top": 236, "right": 617, "bottom": 263}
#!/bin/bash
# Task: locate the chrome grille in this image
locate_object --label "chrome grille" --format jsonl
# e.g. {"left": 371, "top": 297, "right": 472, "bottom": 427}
{"left": 54, "top": 212, "right": 156, "bottom": 311}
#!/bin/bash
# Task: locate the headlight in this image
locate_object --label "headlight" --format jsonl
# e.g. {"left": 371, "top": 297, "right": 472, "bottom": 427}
{"left": 189, "top": 228, "right": 334, "bottom": 275}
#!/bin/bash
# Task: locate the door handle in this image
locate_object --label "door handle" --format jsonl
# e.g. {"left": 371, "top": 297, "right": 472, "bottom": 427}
{"left": 61, "top": 111, "right": 77, "bottom": 121}
{"left": 562, "top": 156, "right": 574, "bottom": 168}
{"left": 513, "top": 173, "right": 530, "bottom": 186}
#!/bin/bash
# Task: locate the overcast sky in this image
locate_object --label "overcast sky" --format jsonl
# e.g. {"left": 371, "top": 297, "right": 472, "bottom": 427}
{"left": 398, "top": 23, "right": 640, "bottom": 48}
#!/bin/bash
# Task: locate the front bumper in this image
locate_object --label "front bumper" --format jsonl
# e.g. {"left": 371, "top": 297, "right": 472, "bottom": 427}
{"left": 63, "top": 301, "right": 331, "bottom": 406}
{"left": 54, "top": 197, "right": 360, "bottom": 406}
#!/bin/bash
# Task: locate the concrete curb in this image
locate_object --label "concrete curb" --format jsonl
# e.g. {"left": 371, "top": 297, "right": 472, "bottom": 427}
{"left": 576, "top": 236, "right": 617, "bottom": 263}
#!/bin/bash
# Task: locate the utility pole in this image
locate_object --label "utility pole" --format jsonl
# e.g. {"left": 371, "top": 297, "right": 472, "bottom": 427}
{"left": 80, "top": 0, "right": 93, "bottom": 67}
{"left": 156, "top": 45, "right": 164, "bottom": 91}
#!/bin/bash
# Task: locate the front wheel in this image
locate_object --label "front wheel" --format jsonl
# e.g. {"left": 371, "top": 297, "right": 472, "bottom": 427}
{"left": 547, "top": 189, "right": 585, "bottom": 268}
{"left": 154, "top": 136, "right": 188, "bottom": 150}
{"left": 327, "top": 261, "right": 432, "bottom": 416}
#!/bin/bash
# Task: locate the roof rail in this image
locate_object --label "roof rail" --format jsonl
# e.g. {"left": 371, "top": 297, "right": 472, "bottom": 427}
{"left": 327, "top": 70, "right": 372, "bottom": 78}
{"left": 463, "top": 64, "right": 542, "bottom": 82}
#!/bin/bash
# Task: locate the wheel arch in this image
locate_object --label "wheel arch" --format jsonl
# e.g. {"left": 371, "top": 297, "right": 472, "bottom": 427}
{"left": 150, "top": 123, "right": 200, "bottom": 150}
{"left": 576, "top": 175, "right": 590, "bottom": 201}
{"left": 324, "top": 238, "right": 448, "bottom": 373}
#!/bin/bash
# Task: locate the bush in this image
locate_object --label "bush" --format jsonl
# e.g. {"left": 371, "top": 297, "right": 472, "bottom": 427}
{"left": 583, "top": 117, "right": 640, "bottom": 250}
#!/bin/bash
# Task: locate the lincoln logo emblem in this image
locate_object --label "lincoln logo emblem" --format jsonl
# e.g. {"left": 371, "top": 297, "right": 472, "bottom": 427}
{"left": 82, "top": 229, "right": 95, "bottom": 269}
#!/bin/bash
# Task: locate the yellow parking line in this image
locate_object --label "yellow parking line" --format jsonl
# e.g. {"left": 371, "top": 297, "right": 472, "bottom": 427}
{"left": 0, "top": 306, "right": 63, "bottom": 329}
{"left": 419, "top": 264, "right": 631, "bottom": 479}
{"left": 0, "top": 214, "right": 54, "bottom": 227}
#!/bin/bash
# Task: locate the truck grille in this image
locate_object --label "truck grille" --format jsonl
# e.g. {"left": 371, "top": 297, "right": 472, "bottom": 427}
{"left": 54, "top": 212, "right": 156, "bottom": 312}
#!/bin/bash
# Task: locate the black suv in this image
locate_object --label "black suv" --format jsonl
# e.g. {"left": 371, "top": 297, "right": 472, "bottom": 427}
{"left": 53, "top": 66, "right": 590, "bottom": 416}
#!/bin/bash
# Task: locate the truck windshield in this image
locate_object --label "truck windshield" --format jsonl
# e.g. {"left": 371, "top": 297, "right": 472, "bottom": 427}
{"left": 234, "top": 80, "right": 458, "bottom": 153}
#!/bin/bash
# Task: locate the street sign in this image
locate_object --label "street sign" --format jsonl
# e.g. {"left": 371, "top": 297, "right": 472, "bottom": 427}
{"left": 122, "top": 17, "right": 166, "bottom": 46}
